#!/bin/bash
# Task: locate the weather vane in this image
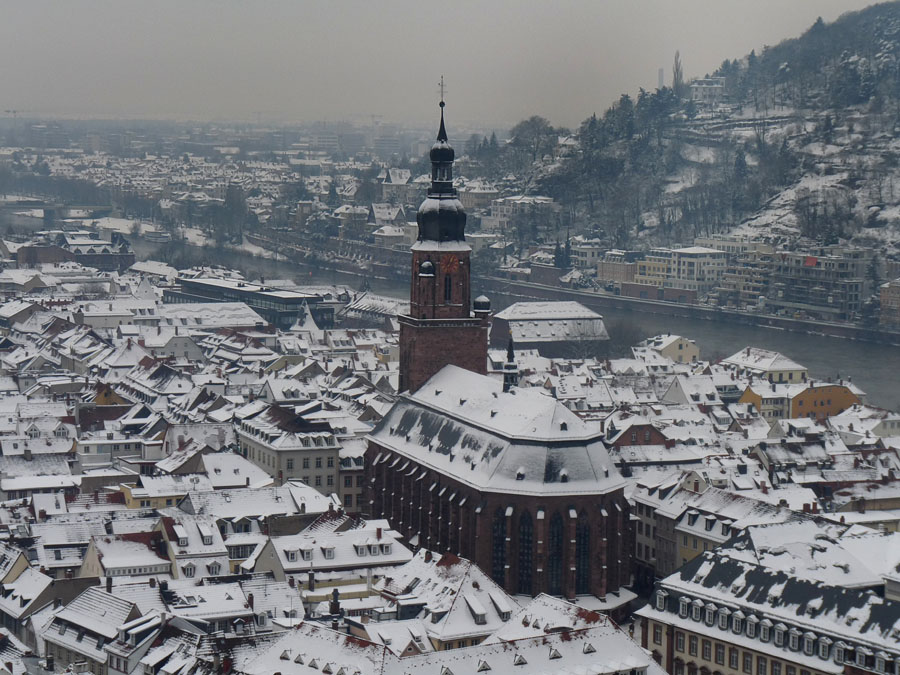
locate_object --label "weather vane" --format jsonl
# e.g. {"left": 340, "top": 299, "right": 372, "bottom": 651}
{"left": 438, "top": 75, "right": 446, "bottom": 108}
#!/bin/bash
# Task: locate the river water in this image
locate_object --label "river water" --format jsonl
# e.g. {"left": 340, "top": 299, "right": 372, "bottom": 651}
{"left": 4, "top": 211, "right": 899, "bottom": 410}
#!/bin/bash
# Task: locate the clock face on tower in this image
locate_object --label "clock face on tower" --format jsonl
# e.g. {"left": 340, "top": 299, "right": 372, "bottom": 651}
{"left": 440, "top": 254, "right": 460, "bottom": 274}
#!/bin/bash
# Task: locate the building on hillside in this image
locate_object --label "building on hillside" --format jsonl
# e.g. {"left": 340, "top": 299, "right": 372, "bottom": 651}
{"left": 690, "top": 77, "right": 726, "bottom": 106}
{"left": 766, "top": 246, "right": 873, "bottom": 321}
{"left": 597, "top": 249, "right": 641, "bottom": 285}
{"left": 880, "top": 278, "right": 900, "bottom": 328}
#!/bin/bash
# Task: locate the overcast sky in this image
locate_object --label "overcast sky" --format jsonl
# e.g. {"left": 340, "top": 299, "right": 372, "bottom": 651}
{"left": 0, "top": 0, "right": 880, "bottom": 129}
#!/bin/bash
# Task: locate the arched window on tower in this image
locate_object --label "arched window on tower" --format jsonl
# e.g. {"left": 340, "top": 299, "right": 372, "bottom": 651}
{"left": 548, "top": 512, "right": 564, "bottom": 596}
{"left": 518, "top": 511, "right": 533, "bottom": 596}
{"left": 491, "top": 508, "right": 506, "bottom": 586}
{"left": 576, "top": 511, "right": 590, "bottom": 595}
{"left": 444, "top": 275, "right": 452, "bottom": 303}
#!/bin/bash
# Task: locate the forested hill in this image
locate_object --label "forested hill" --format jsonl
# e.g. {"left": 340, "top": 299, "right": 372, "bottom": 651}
{"left": 469, "top": 1, "right": 900, "bottom": 257}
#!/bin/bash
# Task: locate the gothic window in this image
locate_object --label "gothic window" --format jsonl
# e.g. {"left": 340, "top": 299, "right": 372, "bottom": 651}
{"left": 575, "top": 511, "right": 590, "bottom": 595}
{"left": 518, "top": 512, "right": 533, "bottom": 595}
{"left": 444, "top": 275, "right": 452, "bottom": 303}
{"left": 548, "top": 512, "right": 564, "bottom": 595}
{"left": 491, "top": 508, "right": 506, "bottom": 585}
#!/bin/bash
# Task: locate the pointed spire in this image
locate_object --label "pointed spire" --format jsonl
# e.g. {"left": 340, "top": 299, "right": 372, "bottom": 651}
{"left": 437, "top": 103, "right": 448, "bottom": 142}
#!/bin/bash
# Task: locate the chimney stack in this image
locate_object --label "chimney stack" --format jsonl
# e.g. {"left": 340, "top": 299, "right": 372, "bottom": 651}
{"left": 106, "top": 576, "right": 113, "bottom": 593}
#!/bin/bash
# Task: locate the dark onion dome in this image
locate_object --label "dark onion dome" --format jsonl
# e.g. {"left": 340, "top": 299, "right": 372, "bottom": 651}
{"left": 416, "top": 197, "right": 465, "bottom": 242}
{"left": 416, "top": 102, "right": 466, "bottom": 243}
{"left": 418, "top": 260, "right": 435, "bottom": 277}
{"left": 473, "top": 295, "right": 491, "bottom": 311}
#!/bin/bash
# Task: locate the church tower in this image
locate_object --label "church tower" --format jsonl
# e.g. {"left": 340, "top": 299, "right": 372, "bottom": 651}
{"left": 398, "top": 99, "right": 490, "bottom": 393}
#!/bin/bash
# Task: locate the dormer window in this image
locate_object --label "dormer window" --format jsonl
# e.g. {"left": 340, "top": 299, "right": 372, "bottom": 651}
{"left": 789, "top": 628, "right": 800, "bottom": 651}
{"left": 705, "top": 605, "right": 715, "bottom": 625}
{"left": 692, "top": 601, "right": 702, "bottom": 622}
{"left": 819, "top": 638, "right": 832, "bottom": 660}
{"left": 717, "top": 608, "right": 730, "bottom": 630}
{"left": 834, "top": 642, "right": 846, "bottom": 664}
{"left": 774, "top": 625, "right": 785, "bottom": 646}
{"left": 381, "top": 544, "right": 392, "bottom": 555}
{"left": 803, "top": 633, "right": 815, "bottom": 656}
{"left": 679, "top": 597, "right": 689, "bottom": 618}
{"left": 209, "top": 562, "right": 221, "bottom": 576}
{"left": 656, "top": 590, "right": 668, "bottom": 612}
{"left": 355, "top": 545, "right": 366, "bottom": 557}
{"left": 857, "top": 648, "right": 871, "bottom": 668}
{"left": 202, "top": 535, "right": 212, "bottom": 546}
{"left": 183, "top": 564, "right": 195, "bottom": 578}
{"left": 323, "top": 547, "right": 335, "bottom": 560}
{"left": 368, "top": 544, "right": 378, "bottom": 556}
{"left": 178, "top": 537, "right": 188, "bottom": 547}
{"left": 286, "top": 550, "right": 297, "bottom": 563}
{"left": 876, "top": 652, "right": 887, "bottom": 672}
{"left": 746, "top": 616, "right": 757, "bottom": 638}
{"left": 301, "top": 549, "right": 312, "bottom": 562}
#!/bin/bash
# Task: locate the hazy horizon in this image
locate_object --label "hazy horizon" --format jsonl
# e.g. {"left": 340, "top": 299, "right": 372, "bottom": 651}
{"left": 0, "top": 0, "right": 881, "bottom": 130}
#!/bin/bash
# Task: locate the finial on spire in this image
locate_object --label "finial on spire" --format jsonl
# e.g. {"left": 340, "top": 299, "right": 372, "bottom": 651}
{"left": 436, "top": 76, "right": 448, "bottom": 141}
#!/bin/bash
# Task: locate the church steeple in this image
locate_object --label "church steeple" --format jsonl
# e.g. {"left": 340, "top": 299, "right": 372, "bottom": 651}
{"left": 416, "top": 98, "right": 465, "bottom": 243}
{"left": 398, "top": 84, "right": 489, "bottom": 395}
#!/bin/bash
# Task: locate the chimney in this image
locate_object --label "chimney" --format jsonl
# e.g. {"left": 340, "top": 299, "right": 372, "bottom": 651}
{"left": 38, "top": 509, "right": 46, "bottom": 522}
{"left": 45, "top": 656, "right": 55, "bottom": 672}
{"left": 53, "top": 598, "right": 62, "bottom": 609}
{"left": 65, "top": 570, "right": 73, "bottom": 580}
{"left": 376, "top": 527, "right": 382, "bottom": 540}
{"left": 247, "top": 593, "right": 254, "bottom": 610}
{"left": 288, "top": 576, "right": 295, "bottom": 588}
{"left": 424, "top": 551, "right": 432, "bottom": 563}
{"left": 149, "top": 577, "right": 156, "bottom": 588}
{"left": 106, "top": 576, "right": 113, "bottom": 593}
{"left": 93, "top": 490, "right": 99, "bottom": 503}
{"left": 308, "top": 571, "right": 315, "bottom": 592}
{"left": 329, "top": 587, "right": 340, "bottom": 616}
{"left": 761, "top": 481, "right": 768, "bottom": 494}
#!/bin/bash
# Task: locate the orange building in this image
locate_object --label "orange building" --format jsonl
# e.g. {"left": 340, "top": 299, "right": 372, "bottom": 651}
{"left": 790, "top": 382, "right": 861, "bottom": 421}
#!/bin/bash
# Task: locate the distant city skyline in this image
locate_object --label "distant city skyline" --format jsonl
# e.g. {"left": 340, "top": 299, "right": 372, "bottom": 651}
{"left": 0, "top": 0, "right": 878, "bottom": 130}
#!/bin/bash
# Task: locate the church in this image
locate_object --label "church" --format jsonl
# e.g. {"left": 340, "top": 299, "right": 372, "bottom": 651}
{"left": 365, "top": 101, "right": 632, "bottom": 603}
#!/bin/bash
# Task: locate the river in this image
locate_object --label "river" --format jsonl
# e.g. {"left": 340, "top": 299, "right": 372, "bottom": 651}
{"left": 3, "top": 211, "right": 899, "bottom": 410}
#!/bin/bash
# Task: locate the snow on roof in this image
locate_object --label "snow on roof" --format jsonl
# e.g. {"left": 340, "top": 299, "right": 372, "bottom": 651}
{"left": 369, "top": 366, "right": 624, "bottom": 496}
{"left": 202, "top": 453, "right": 272, "bottom": 489}
{"left": 495, "top": 301, "right": 601, "bottom": 321}
{"left": 722, "top": 347, "right": 807, "bottom": 374}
